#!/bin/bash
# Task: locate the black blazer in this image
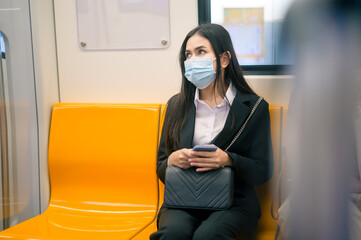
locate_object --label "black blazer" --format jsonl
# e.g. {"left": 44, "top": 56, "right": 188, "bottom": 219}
{"left": 157, "top": 90, "right": 274, "bottom": 218}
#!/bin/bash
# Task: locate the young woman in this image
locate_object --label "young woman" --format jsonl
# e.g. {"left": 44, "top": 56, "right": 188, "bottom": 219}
{"left": 150, "top": 23, "right": 273, "bottom": 240}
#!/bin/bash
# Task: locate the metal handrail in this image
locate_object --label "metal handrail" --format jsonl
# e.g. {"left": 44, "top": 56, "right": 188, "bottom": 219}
{"left": 0, "top": 49, "right": 9, "bottom": 230}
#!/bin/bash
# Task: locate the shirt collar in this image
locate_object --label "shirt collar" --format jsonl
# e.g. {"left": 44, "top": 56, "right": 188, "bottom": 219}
{"left": 194, "top": 82, "right": 237, "bottom": 108}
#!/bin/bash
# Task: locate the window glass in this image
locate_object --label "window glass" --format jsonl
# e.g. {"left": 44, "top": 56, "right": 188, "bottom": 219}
{"left": 211, "top": 0, "right": 294, "bottom": 66}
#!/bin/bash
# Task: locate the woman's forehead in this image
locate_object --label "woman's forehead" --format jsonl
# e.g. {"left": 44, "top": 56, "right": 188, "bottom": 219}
{"left": 185, "top": 34, "right": 212, "bottom": 51}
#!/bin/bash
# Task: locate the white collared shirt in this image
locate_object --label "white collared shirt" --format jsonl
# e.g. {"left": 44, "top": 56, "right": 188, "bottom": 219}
{"left": 192, "top": 83, "right": 237, "bottom": 146}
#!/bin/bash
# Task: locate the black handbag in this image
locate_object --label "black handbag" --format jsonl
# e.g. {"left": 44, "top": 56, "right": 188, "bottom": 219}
{"left": 164, "top": 96, "right": 263, "bottom": 210}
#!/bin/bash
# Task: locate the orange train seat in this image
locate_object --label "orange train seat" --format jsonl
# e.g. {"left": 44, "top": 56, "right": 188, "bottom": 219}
{"left": 0, "top": 103, "right": 162, "bottom": 240}
{"left": 0, "top": 103, "right": 287, "bottom": 240}
{"left": 130, "top": 104, "right": 167, "bottom": 239}
{"left": 254, "top": 105, "right": 285, "bottom": 240}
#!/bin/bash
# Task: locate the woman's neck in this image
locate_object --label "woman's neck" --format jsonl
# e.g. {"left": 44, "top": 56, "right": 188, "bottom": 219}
{"left": 199, "top": 81, "right": 228, "bottom": 108}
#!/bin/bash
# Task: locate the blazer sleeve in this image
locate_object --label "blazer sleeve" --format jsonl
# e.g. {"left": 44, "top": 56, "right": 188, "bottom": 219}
{"left": 156, "top": 96, "right": 176, "bottom": 183}
{"left": 225, "top": 100, "right": 274, "bottom": 186}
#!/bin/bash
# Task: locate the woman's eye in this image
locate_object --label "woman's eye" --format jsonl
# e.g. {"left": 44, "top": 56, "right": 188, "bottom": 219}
{"left": 199, "top": 50, "right": 206, "bottom": 55}
{"left": 185, "top": 53, "right": 192, "bottom": 59}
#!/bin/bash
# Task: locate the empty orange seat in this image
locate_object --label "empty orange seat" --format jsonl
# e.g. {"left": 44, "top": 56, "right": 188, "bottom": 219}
{"left": 0, "top": 103, "right": 161, "bottom": 240}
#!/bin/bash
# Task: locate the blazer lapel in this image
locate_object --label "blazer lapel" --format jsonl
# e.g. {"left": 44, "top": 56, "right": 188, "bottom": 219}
{"left": 179, "top": 103, "right": 196, "bottom": 148}
{"left": 211, "top": 91, "right": 251, "bottom": 149}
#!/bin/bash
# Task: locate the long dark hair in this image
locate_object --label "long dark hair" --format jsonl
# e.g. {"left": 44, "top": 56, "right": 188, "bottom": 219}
{"left": 164, "top": 23, "right": 255, "bottom": 154}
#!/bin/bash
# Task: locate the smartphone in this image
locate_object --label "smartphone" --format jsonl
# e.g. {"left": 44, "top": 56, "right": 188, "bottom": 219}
{"left": 192, "top": 145, "right": 217, "bottom": 152}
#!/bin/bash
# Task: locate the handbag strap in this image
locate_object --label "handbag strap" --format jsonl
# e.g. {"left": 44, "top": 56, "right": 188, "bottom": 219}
{"left": 224, "top": 96, "right": 263, "bottom": 151}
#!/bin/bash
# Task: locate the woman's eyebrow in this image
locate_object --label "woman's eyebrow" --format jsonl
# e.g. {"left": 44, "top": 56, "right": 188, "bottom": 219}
{"left": 194, "top": 46, "right": 207, "bottom": 51}
{"left": 185, "top": 45, "right": 207, "bottom": 52}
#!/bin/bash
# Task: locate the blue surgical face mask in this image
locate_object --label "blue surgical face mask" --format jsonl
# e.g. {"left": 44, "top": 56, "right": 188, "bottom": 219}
{"left": 184, "top": 57, "right": 216, "bottom": 89}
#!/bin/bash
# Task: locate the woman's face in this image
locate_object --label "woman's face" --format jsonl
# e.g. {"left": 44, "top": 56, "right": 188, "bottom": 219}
{"left": 185, "top": 34, "right": 217, "bottom": 72}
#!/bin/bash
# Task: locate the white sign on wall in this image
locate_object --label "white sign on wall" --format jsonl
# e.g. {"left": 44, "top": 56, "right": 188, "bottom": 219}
{"left": 76, "top": 0, "right": 170, "bottom": 50}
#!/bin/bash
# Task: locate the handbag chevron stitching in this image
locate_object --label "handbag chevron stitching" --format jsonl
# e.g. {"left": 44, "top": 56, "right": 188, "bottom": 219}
{"left": 164, "top": 166, "right": 233, "bottom": 210}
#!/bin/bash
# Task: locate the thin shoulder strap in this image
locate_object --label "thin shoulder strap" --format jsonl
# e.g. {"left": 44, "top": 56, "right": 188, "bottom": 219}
{"left": 225, "top": 96, "right": 264, "bottom": 151}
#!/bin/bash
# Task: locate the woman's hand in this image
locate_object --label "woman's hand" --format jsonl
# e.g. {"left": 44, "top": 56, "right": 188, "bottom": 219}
{"left": 188, "top": 146, "right": 233, "bottom": 172}
{"left": 168, "top": 148, "right": 193, "bottom": 169}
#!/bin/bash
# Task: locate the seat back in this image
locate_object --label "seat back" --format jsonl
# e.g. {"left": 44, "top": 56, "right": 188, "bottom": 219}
{"left": 48, "top": 103, "right": 161, "bottom": 209}
{"left": 158, "top": 104, "right": 167, "bottom": 204}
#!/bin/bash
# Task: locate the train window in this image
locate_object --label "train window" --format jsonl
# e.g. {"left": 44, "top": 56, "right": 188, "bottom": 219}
{"left": 198, "top": 0, "right": 294, "bottom": 75}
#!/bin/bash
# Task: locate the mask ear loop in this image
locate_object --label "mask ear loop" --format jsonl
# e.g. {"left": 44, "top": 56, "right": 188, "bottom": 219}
{"left": 219, "top": 53, "right": 225, "bottom": 71}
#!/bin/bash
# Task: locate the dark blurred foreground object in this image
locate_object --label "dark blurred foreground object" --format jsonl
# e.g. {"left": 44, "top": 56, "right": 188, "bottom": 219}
{"left": 279, "top": 0, "right": 361, "bottom": 239}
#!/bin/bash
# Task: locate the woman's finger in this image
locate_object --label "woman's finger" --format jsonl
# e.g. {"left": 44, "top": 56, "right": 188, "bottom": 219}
{"left": 189, "top": 161, "right": 217, "bottom": 168}
{"left": 190, "top": 151, "right": 215, "bottom": 158}
{"left": 196, "top": 167, "right": 213, "bottom": 172}
{"left": 189, "top": 157, "right": 218, "bottom": 164}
